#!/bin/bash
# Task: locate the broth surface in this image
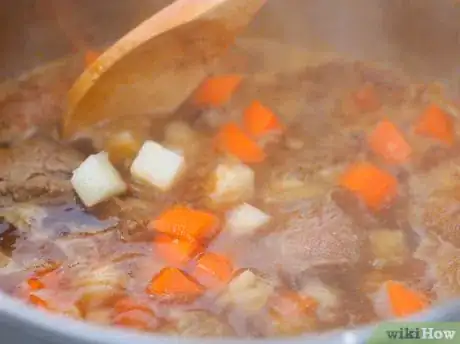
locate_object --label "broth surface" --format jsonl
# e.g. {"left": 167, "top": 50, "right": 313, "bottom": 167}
{"left": 1, "top": 40, "right": 460, "bottom": 337}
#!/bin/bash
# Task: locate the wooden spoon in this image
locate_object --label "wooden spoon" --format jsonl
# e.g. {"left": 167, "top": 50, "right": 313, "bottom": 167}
{"left": 61, "top": 0, "right": 266, "bottom": 139}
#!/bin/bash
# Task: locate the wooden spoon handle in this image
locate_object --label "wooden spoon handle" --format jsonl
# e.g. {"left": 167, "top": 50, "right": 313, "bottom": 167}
{"left": 62, "top": 0, "right": 266, "bottom": 139}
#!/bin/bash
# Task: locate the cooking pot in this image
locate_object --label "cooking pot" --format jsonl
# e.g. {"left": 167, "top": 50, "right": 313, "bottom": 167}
{"left": 1, "top": 0, "right": 460, "bottom": 343}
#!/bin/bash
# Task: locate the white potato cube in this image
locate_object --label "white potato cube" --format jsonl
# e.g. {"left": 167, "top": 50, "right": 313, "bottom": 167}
{"left": 130, "top": 140, "right": 185, "bottom": 191}
{"left": 71, "top": 152, "right": 127, "bottom": 207}
{"left": 0, "top": 251, "right": 12, "bottom": 268}
{"left": 300, "top": 278, "right": 341, "bottom": 322}
{"left": 218, "top": 270, "right": 274, "bottom": 313}
{"left": 226, "top": 203, "right": 271, "bottom": 236}
{"left": 74, "top": 264, "right": 127, "bottom": 309}
{"left": 369, "top": 229, "right": 407, "bottom": 268}
{"left": 164, "top": 120, "right": 196, "bottom": 147}
{"left": 210, "top": 163, "right": 255, "bottom": 205}
{"left": 371, "top": 282, "right": 394, "bottom": 319}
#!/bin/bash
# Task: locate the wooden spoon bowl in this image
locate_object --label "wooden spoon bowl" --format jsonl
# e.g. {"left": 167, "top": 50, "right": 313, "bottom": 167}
{"left": 61, "top": 0, "right": 266, "bottom": 139}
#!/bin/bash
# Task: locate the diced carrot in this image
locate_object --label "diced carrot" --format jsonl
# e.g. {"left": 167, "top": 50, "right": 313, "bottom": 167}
{"left": 415, "top": 104, "right": 455, "bottom": 145}
{"left": 29, "top": 294, "right": 49, "bottom": 309}
{"left": 105, "top": 131, "right": 142, "bottom": 164}
{"left": 243, "top": 101, "right": 284, "bottom": 138}
{"left": 193, "top": 75, "right": 243, "bottom": 107}
{"left": 85, "top": 50, "right": 100, "bottom": 68}
{"left": 151, "top": 206, "right": 219, "bottom": 242}
{"left": 153, "top": 234, "right": 200, "bottom": 266}
{"left": 340, "top": 162, "right": 398, "bottom": 210}
{"left": 113, "top": 309, "right": 158, "bottom": 330}
{"left": 114, "top": 297, "right": 155, "bottom": 315}
{"left": 193, "top": 252, "right": 234, "bottom": 289}
{"left": 354, "top": 83, "right": 381, "bottom": 113}
{"left": 269, "top": 290, "right": 318, "bottom": 318}
{"left": 386, "top": 281, "right": 429, "bottom": 317}
{"left": 27, "top": 277, "right": 45, "bottom": 291}
{"left": 368, "top": 120, "right": 412, "bottom": 164}
{"left": 215, "top": 122, "right": 266, "bottom": 163}
{"left": 146, "top": 268, "right": 204, "bottom": 302}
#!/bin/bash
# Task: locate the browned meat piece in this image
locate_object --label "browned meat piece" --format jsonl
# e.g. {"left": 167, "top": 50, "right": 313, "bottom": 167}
{"left": 415, "top": 235, "right": 460, "bottom": 299}
{"left": 0, "top": 57, "right": 82, "bottom": 144}
{"left": 415, "top": 145, "right": 460, "bottom": 172}
{"left": 233, "top": 196, "right": 365, "bottom": 282}
{"left": 268, "top": 129, "right": 366, "bottom": 180}
{"left": 353, "top": 62, "right": 410, "bottom": 105}
{"left": 97, "top": 197, "right": 158, "bottom": 242}
{"left": 418, "top": 196, "right": 460, "bottom": 247}
{"left": 0, "top": 138, "right": 84, "bottom": 206}
{"left": 408, "top": 160, "right": 460, "bottom": 247}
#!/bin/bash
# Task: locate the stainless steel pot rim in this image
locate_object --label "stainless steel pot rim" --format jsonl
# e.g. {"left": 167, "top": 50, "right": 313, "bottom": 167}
{"left": 1, "top": 291, "right": 460, "bottom": 344}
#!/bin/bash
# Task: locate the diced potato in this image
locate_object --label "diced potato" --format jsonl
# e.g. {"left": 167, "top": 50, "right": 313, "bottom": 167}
{"left": 104, "top": 131, "right": 141, "bottom": 165}
{"left": 74, "top": 264, "right": 127, "bottom": 309}
{"left": 270, "top": 173, "right": 305, "bottom": 191}
{"left": 163, "top": 121, "right": 201, "bottom": 158}
{"left": 164, "top": 121, "right": 197, "bottom": 147}
{"left": 0, "top": 204, "right": 47, "bottom": 233}
{"left": 264, "top": 174, "right": 328, "bottom": 203}
{"left": 218, "top": 269, "right": 274, "bottom": 313}
{"left": 369, "top": 229, "right": 407, "bottom": 268}
{"left": 71, "top": 152, "right": 127, "bottom": 207}
{"left": 361, "top": 270, "right": 395, "bottom": 294}
{"left": 130, "top": 141, "right": 185, "bottom": 191}
{"left": 75, "top": 264, "right": 127, "bottom": 289}
{"left": 371, "top": 283, "right": 393, "bottom": 319}
{"left": 172, "top": 310, "right": 235, "bottom": 337}
{"left": 54, "top": 237, "right": 100, "bottom": 265}
{"left": 85, "top": 308, "right": 113, "bottom": 325}
{"left": 0, "top": 251, "right": 11, "bottom": 268}
{"left": 199, "top": 108, "right": 228, "bottom": 129}
{"left": 270, "top": 312, "right": 317, "bottom": 337}
{"left": 225, "top": 203, "right": 271, "bottom": 236}
{"left": 30, "top": 290, "right": 82, "bottom": 319}
{"left": 62, "top": 305, "right": 83, "bottom": 320}
{"left": 300, "top": 278, "right": 341, "bottom": 323}
{"left": 284, "top": 137, "right": 305, "bottom": 150}
{"left": 0, "top": 259, "right": 23, "bottom": 275}
{"left": 209, "top": 163, "right": 255, "bottom": 205}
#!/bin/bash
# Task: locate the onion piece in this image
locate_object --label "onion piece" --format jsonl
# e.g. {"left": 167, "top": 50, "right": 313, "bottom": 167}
{"left": 130, "top": 141, "right": 185, "bottom": 191}
{"left": 71, "top": 152, "right": 127, "bottom": 207}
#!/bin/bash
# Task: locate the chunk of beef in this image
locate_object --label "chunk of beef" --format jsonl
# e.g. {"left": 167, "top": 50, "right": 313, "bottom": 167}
{"left": 0, "top": 57, "right": 82, "bottom": 144}
{"left": 234, "top": 196, "right": 365, "bottom": 282}
{"left": 353, "top": 62, "right": 410, "bottom": 106}
{"left": 408, "top": 160, "right": 460, "bottom": 247}
{"left": 0, "top": 138, "right": 84, "bottom": 206}
{"left": 263, "top": 130, "right": 365, "bottom": 194}
{"left": 97, "top": 197, "right": 159, "bottom": 242}
{"left": 415, "top": 236, "right": 460, "bottom": 299}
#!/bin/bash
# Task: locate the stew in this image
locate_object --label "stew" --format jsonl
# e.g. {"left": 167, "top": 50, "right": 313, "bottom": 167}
{"left": 1, "top": 47, "right": 460, "bottom": 338}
